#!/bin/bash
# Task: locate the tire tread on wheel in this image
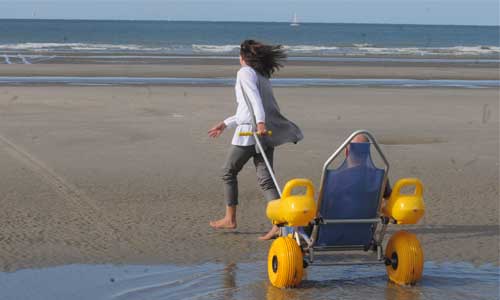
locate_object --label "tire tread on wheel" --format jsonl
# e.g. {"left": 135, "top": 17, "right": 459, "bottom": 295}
{"left": 267, "top": 236, "right": 304, "bottom": 288}
{"left": 385, "top": 230, "right": 424, "bottom": 285}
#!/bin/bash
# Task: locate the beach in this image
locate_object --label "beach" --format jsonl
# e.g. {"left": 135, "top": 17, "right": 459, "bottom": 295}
{"left": 0, "top": 67, "right": 498, "bottom": 273}
{"left": 1, "top": 16, "right": 499, "bottom": 299}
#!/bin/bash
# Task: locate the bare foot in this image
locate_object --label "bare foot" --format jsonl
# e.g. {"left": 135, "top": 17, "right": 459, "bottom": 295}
{"left": 258, "top": 225, "right": 280, "bottom": 240}
{"left": 209, "top": 218, "right": 237, "bottom": 229}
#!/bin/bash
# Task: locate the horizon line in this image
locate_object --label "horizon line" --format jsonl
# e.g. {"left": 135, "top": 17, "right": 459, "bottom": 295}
{"left": 0, "top": 17, "right": 498, "bottom": 27}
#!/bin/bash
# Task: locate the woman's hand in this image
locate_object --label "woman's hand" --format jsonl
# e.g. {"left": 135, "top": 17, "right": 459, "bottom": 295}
{"left": 208, "top": 121, "right": 226, "bottom": 138}
{"left": 257, "top": 122, "right": 267, "bottom": 136}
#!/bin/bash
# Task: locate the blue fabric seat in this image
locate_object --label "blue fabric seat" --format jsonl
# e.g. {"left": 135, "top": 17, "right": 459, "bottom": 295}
{"left": 316, "top": 142, "right": 385, "bottom": 248}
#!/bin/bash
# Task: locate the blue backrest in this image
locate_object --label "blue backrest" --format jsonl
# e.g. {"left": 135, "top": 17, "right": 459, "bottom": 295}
{"left": 316, "top": 142, "right": 385, "bottom": 248}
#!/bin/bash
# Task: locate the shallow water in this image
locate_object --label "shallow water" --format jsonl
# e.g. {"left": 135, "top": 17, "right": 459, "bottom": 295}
{"left": 0, "top": 76, "right": 499, "bottom": 88}
{"left": 0, "top": 261, "right": 498, "bottom": 300}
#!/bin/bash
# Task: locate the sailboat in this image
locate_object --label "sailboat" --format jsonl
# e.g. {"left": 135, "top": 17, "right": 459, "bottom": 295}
{"left": 290, "top": 13, "right": 299, "bottom": 26}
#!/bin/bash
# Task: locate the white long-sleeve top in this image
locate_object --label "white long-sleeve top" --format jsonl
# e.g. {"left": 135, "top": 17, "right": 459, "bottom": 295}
{"left": 224, "top": 66, "right": 266, "bottom": 146}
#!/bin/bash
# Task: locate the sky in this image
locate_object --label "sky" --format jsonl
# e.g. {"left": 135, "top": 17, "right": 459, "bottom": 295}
{"left": 0, "top": 0, "right": 498, "bottom": 26}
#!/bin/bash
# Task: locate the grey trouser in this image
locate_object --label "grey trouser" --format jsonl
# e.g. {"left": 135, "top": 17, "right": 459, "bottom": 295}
{"left": 222, "top": 145, "right": 280, "bottom": 206}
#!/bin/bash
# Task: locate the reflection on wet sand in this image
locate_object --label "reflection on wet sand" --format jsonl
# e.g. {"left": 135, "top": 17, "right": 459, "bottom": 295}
{"left": 0, "top": 261, "right": 497, "bottom": 300}
{"left": 221, "top": 263, "right": 237, "bottom": 300}
{"left": 384, "top": 282, "right": 422, "bottom": 300}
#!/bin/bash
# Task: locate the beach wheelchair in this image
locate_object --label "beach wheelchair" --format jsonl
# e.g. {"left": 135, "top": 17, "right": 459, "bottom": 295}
{"left": 257, "top": 130, "right": 426, "bottom": 288}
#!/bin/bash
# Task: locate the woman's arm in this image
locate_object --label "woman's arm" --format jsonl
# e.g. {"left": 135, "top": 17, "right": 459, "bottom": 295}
{"left": 207, "top": 115, "right": 237, "bottom": 138}
{"left": 208, "top": 121, "right": 226, "bottom": 138}
{"left": 223, "top": 115, "right": 237, "bottom": 129}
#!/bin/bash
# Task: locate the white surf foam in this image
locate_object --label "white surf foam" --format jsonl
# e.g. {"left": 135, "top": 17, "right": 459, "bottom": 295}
{"left": 191, "top": 44, "right": 500, "bottom": 56}
{"left": 3, "top": 54, "right": 12, "bottom": 64}
{"left": 284, "top": 45, "right": 339, "bottom": 52}
{"left": 353, "top": 43, "right": 374, "bottom": 47}
{"left": 18, "top": 54, "right": 31, "bottom": 64}
{"left": 0, "top": 43, "right": 165, "bottom": 52}
{"left": 354, "top": 45, "right": 500, "bottom": 56}
{"left": 447, "top": 46, "right": 500, "bottom": 55}
{"left": 1, "top": 42, "right": 498, "bottom": 57}
{"left": 191, "top": 44, "right": 340, "bottom": 54}
{"left": 192, "top": 44, "right": 239, "bottom": 53}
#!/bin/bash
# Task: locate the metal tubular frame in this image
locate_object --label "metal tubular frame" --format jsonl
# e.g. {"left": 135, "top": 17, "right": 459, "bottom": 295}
{"left": 308, "top": 129, "right": 390, "bottom": 262}
{"left": 242, "top": 82, "right": 392, "bottom": 265}
{"left": 240, "top": 83, "right": 283, "bottom": 198}
{"left": 250, "top": 127, "right": 391, "bottom": 264}
{"left": 322, "top": 218, "right": 380, "bottom": 224}
{"left": 253, "top": 131, "right": 282, "bottom": 197}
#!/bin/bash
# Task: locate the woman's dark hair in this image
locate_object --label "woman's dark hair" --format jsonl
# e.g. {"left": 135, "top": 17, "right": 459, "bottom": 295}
{"left": 240, "top": 40, "right": 287, "bottom": 78}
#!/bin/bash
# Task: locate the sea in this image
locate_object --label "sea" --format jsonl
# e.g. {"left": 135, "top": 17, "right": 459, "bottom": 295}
{"left": 1, "top": 19, "right": 499, "bottom": 87}
{"left": 0, "top": 19, "right": 499, "bottom": 58}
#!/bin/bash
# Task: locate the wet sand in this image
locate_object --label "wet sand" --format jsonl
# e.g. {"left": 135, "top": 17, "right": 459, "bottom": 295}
{"left": 0, "top": 60, "right": 499, "bottom": 80}
{"left": 0, "top": 84, "right": 498, "bottom": 272}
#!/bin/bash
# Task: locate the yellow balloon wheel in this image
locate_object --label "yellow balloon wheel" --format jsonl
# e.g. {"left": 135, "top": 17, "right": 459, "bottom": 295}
{"left": 267, "top": 236, "right": 304, "bottom": 288}
{"left": 385, "top": 230, "right": 424, "bottom": 285}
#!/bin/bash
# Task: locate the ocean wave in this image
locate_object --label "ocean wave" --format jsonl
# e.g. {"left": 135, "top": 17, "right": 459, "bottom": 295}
{"left": 284, "top": 45, "right": 339, "bottom": 52}
{"left": 0, "top": 42, "right": 498, "bottom": 57}
{"left": 353, "top": 43, "right": 374, "bottom": 48}
{"left": 192, "top": 44, "right": 240, "bottom": 53}
{"left": 0, "top": 43, "right": 165, "bottom": 52}
{"left": 191, "top": 44, "right": 340, "bottom": 54}
{"left": 447, "top": 46, "right": 500, "bottom": 55}
{"left": 355, "top": 45, "right": 500, "bottom": 56}
{"left": 191, "top": 44, "right": 499, "bottom": 56}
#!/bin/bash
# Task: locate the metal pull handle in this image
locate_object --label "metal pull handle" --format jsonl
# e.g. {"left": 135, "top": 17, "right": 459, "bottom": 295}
{"left": 238, "top": 130, "right": 273, "bottom": 137}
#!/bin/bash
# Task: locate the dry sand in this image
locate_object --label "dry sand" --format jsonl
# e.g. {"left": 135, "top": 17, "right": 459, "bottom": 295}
{"left": 0, "top": 83, "right": 498, "bottom": 272}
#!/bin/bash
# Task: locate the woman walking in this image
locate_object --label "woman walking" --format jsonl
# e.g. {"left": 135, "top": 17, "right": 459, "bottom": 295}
{"left": 208, "top": 40, "right": 303, "bottom": 240}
